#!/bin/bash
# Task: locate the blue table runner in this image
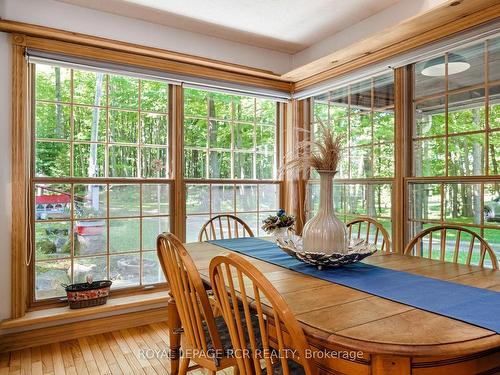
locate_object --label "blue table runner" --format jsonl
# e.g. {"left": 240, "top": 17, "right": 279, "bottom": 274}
{"left": 208, "top": 237, "right": 500, "bottom": 334}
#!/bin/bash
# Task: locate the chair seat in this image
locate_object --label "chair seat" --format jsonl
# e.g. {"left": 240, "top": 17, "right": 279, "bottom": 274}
{"left": 203, "top": 315, "right": 305, "bottom": 374}
{"left": 263, "top": 359, "right": 305, "bottom": 375}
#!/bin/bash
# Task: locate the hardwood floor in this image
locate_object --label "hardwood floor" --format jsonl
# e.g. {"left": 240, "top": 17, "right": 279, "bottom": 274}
{"left": 0, "top": 322, "right": 235, "bottom": 375}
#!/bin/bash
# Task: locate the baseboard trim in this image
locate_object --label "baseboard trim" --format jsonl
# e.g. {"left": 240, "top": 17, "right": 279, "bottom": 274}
{"left": 0, "top": 307, "right": 168, "bottom": 352}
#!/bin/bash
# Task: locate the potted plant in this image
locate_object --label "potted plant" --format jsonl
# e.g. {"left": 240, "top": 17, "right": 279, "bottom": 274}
{"left": 261, "top": 209, "right": 295, "bottom": 240}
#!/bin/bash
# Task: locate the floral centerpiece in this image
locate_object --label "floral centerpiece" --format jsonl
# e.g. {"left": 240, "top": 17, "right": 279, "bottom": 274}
{"left": 281, "top": 119, "right": 347, "bottom": 254}
{"left": 261, "top": 209, "right": 295, "bottom": 239}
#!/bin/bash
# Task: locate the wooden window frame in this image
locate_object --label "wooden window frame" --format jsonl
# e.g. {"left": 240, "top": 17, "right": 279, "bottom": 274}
{"left": 28, "top": 62, "right": 174, "bottom": 309}
{"left": 304, "top": 73, "right": 397, "bottom": 244}
{"left": 11, "top": 35, "right": 289, "bottom": 317}
{"left": 181, "top": 86, "right": 285, "bottom": 241}
{"left": 406, "top": 38, "right": 500, "bottom": 247}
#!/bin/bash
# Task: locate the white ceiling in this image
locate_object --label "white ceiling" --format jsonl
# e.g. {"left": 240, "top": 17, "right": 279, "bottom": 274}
{"left": 56, "top": 0, "right": 400, "bottom": 53}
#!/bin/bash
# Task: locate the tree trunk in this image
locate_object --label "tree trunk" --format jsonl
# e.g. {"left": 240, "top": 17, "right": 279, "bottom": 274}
{"left": 55, "top": 67, "right": 63, "bottom": 137}
{"left": 88, "top": 73, "right": 104, "bottom": 211}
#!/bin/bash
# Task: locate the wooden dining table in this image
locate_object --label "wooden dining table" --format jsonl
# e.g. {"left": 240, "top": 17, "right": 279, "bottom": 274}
{"left": 166, "top": 240, "right": 500, "bottom": 375}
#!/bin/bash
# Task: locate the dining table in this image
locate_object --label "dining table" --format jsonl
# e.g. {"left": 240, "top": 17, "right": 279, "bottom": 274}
{"left": 166, "top": 239, "right": 500, "bottom": 375}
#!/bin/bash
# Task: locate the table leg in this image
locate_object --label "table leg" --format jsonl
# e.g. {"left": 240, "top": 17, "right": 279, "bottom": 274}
{"left": 168, "top": 293, "right": 182, "bottom": 375}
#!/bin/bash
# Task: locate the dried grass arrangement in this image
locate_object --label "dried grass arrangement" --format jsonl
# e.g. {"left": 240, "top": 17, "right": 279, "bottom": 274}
{"left": 282, "top": 118, "right": 343, "bottom": 175}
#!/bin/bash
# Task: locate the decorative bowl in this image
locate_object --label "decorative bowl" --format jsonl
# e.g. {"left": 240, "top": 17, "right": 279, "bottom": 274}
{"left": 276, "top": 235, "right": 376, "bottom": 270}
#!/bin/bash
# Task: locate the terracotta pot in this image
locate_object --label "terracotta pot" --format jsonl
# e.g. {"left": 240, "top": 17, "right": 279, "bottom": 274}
{"left": 302, "top": 170, "right": 347, "bottom": 254}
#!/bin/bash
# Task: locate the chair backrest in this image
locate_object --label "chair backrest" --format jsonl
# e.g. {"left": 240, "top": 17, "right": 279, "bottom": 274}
{"left": 157, "top": 233, "right": 223, "bottom": 355}
{"left": 210, "top": 253, "right": 318, "bottom": 375}
{"left": 404, "top": 225, "right": 498, "bottom": 269}
{"left": 347, "top": 217, "right": 391, "bottom": 252}
{"left": 198, "top": 214, "right": 254, "bottom": 242}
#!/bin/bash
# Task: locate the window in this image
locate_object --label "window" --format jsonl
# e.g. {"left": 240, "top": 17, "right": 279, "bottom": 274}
{"left": 409, "top": 37, "right": 500, "bottom": 267}
{"left": 33, "top": 63, "right": 170, "bottom": 301}
{"left": 307, "top": 73, "right": 395, "bottom": 238}
{"left": 183, "top": 88, "right": 280, "bottom": 242}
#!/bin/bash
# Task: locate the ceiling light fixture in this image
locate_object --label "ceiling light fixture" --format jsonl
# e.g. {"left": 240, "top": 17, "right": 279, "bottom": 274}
{"left": 421, "top": 53, "right": 470, "bottom": 77}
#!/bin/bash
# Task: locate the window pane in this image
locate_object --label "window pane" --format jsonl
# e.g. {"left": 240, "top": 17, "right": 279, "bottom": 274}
{"left": 33, "top": 62, "right": 171, "bottom": 300}
{"left": 234, "top": 123, "right": 254, "bottom": 150}
{"left": 415, "top": 55, "right": 446, "bottom": 98}
{"left": 373, "top": 144, "right": 394, "bottom": 177}
{"left": 142, "top": 251, "right": 166, "bottom": 284}
{"left": 484, "top": 183, "right": 500, "bottom": 226}
{"left": 73, "top": 256, "right": 107, "bottom": 283}
{"left": 109, "top": 75, "right": 139, "bottom": 109}
{"left": 234, "top": 97, "right": 255, "bottom": 122}
{"left": 256, "top": 99, "right": 276, "bottom": 124}
{"left": 74, "top": 220, "right": 107, "bottom": 256}
{"left": 209, "top": 120, "right": 231, "bottom": 149}
{"left": 184, "top": 149, "right": 206, "bottom": 178}
{"left": 256, "top": 153, "right": 274, "bottom": 180}
{"left": 490, "top": 85, "right": 500, "bottom": 129}
{"left": 35, "top": 103, "right": 71, "bottom": 140}
{"left": 409, "top": 184, "right": 441, "bottom": 221}
{"left": 109, "top": 219, "right": 140, "bottom": 253}
{"left": 484, "top": 229, "right": 500, "bottom": 268}
{"left": 35, "top": 221, "right": 71, "bottom": 260}
{"left": 35, "top": 64, "right": 71, "bottom": 102}
{"left": 109, "top": 110, "right": 139, "bottom": 143}
{"left": 415, "top": 97, "right": 445, "bottom": 138}
{"left": 35, "top": 142, "right": 70, "bottom": 177}
{"left": 238, "top": 212, "right": 259, "bottom": 235}
{"left": 73, "top": 143, "right": 105, "bottom": 178}
{"left": 35, "top": 183, "right": 71, "bottom": 221}
{"left": 448, "top": 89, "right": 485, "bottom": 134}
{"left": 186, "top": 184, "right": 210, "bottom": 214}
{"left": 236, "top": 185, "right": 257, "bottom": 212}
{"left": 489, "top": 130, "right": 500, "bottom": 175}
{"left": 143, "top": 217, "right": 170, "bottom": 250}
{"left": 73, "top": 70, "right": 107, "bottom": 106}
{"left": 109, "top": 185, "right": 140, "bottom": 217}
{"left": 209, "top": 92, "right": 232, "bottom": 120}
{"left": 74, "top": 184, "right": 106, "bottom": 219}
{"left": 185, "top": 88, "right": 207, "bottom": 117}
{"left": 211, "top": 185, "right": 234, "bottom": 213}
{"left": 185, "top": 119, "right": 208, "bottom": 147}
{"left": 444, "top": 183, "right": 481, "bottom": 225}
{"left": 350, "top": 147, "right": 371, "bottom": 178}
{"left": 141, "top": 114, "right": 167, "bottom": 145}
{"left": 186, "top": 214, "right": 210, "bottom": 243}
{"left": 413, "top": 138, "right": 445, "bottom": 177}
{"left": 259, "top": 184, "right": 278, "bottom": 211}
{"left": 256, "top": 125, "right": 275, "bottom": 153}
{"left": 448, "top": 133, "right": 484, "bottom": 176}
{"left": 140, "top": 80, "right": 168, "bottom": 113}
{"left": 208, "top": 151, "right": 231, "bottom": 178}
{"left": 73, "top": 106, "right": 106, "bottom": 142}
{"left": 141, "top": 147, "right": 168, "bottom": 178}
{"left": 108, "top": 145, "right": 138, "bottom": 177}
{"left": 448, "top": 43, "right": 484, "bottom": 90}
{"left": 110, "top": 253, "right": 140, "bottom": 288}
{"left": 488, "top": 37, "right": 500, "bottom": 82}
{"left": 234, "top": 152, "right": 253, "bottom": 179}
{"left": 35, "top": 260, "right": 70, "bottom": 300}
{"left": 142, "top": 184, "right": 169, "bottom": 216}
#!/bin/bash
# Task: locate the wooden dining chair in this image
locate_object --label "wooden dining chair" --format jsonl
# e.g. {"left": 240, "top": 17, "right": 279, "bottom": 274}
{"left": 156, "top": 233, "right": 239, "bottom": 374}
{"left": 404, "top": 225, "right": 498, "bottom": 269}
{"left": 210, "top": 253, "right": 319, "bottom": 375}
{"left": 198, "top": 214, "right": 254, "bottom": 242}
{"left": 346, "top": 217, "right": 391, "bottom": 252}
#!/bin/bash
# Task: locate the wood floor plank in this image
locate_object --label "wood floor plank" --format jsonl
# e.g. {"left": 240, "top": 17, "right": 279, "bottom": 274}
{"left": 39, "top": 345, "right": 54, "bottom": 375}
{"left": 49, "top": 344, "right": 65, "bottom": 375}
{"left": 30, "top": 347, "right": 42, "bottom": 375}
{"left": 75, "top": 339, "right": 98, "bottom": 375}
{"left": 2, "top": 324, "right": 176, "bottom": 375}
{"left": 117, "top": 329, "right": 155, "bottom": 375}
{"left": 85, "top": 336, "right": 111, "bottom": 375}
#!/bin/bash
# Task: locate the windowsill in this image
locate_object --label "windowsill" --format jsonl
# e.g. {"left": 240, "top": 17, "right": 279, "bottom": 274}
{"left": 0, "top": 290, "right": 169, "bottom": 331}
